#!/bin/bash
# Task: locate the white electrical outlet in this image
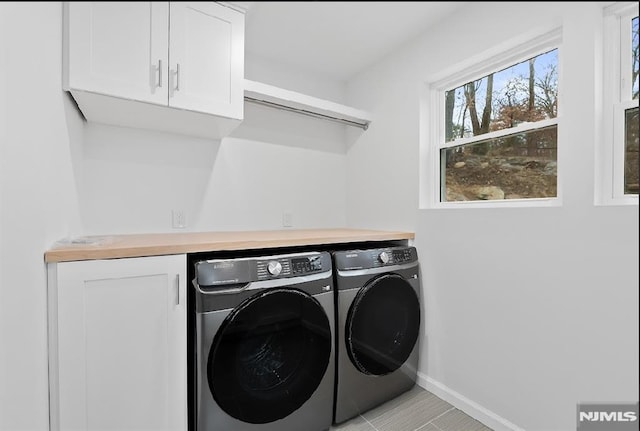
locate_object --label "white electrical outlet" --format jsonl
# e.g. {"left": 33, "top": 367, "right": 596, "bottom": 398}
{"left": 172, "top": 210, "right": 187, "bottom": 229}
{"left": 282, "top": 211, "right": 293, "bottom": 228}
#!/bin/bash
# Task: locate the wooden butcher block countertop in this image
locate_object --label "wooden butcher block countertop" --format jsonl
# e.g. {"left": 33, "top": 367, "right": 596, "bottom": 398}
{"left": 45, "top": 228, "right": 415, "bottom": 263}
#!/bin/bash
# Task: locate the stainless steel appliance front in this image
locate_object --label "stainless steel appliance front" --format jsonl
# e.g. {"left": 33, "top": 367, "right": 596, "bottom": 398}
{"left": 192, "top": 251, "right": 335, "bottom": 431}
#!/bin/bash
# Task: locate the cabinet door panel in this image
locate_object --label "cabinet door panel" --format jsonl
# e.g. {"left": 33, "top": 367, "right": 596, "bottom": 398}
{"left": 169, "top": 2, "right": 244, "bottom": 118}
{"left": 54, "top": 255, "right": 186, "bottom": 431}
{"left": 66, "top": 2, "right": 169, "bottom": 105}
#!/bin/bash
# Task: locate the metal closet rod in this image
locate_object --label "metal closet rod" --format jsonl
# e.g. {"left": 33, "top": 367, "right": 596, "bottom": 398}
{"left": 244, "top": 96, "right": 369, "bottom": 130}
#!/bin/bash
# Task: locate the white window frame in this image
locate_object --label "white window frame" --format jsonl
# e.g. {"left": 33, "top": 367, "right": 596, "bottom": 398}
{"left": 597, "top": 2, "right": 639, "bottom": 206}
{"left": 420, "top": 29, "right": 563, "bottom": 209}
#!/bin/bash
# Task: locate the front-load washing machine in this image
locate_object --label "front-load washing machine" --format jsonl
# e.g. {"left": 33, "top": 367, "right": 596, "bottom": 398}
{"left": 332, "top": 245, "right": 421, "bottom": 424}
{"left": 191, "top": 251, "right": 335, "bottom": 431}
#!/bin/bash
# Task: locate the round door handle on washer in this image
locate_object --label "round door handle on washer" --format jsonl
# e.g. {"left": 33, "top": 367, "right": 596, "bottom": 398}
{"left": 378, "top": 252, "right": 390, "bottom": 264}
{"left": 267, "top": 261, "right": 282, "bottom": 276}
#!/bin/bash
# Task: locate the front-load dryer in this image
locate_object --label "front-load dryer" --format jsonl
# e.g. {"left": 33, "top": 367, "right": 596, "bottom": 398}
{"left": 192, "top": 251, "right": 335, "bottom": 431}
{"left": 332, "top": 245, "right": 421, "bottom": 424}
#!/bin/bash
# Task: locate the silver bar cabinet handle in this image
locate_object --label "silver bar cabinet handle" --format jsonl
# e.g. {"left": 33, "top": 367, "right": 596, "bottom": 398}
{"left": 176, "top": 274, "right": 180, "bottom": 305}
{"left": 157, "top": 59, "right": 162, "bottom": 88}
{"left": 175, "top": 63, "right": 181, "bottom": 92}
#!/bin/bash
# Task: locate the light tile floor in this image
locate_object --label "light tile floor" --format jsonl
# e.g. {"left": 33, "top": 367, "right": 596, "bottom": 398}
{"left": 330, "top": 386, "right": 493, "bottom": 431}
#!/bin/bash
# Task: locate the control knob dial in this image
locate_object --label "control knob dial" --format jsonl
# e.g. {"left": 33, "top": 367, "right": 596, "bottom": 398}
{"left": 267, "top": 261, "right": 282, "bottom": 276}
{"left": 378, "top": 251, "right": 390, "bottom": 264}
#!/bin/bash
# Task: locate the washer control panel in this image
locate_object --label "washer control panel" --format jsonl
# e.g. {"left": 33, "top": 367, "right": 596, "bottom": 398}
{"left": 259, "top": 254, "right": 327, "bottom": 279}
{"left": 196, "top": 252, "right": 330, "bottom": 287}
{"left": 256, "top": 254, "right": 325, "bottom": 279}
{"left": 334, "top": 246, "right": 417, "bottom": 271}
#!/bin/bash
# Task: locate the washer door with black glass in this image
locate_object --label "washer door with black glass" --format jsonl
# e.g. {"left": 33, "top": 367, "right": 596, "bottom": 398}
{"left": 208, "top": 288, "right": 331, "bottom": 424}
{"left": 346, "top": 273, "right": 420, "bottom": 376}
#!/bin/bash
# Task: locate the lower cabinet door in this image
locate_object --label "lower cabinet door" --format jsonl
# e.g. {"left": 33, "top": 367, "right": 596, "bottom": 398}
{"left": 50, "top": 255, "right": 186, "bottom": 431}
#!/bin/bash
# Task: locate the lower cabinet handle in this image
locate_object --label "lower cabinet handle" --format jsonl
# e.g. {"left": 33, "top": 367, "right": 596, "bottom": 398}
{"left": 175, "top": 64, "right": 181, "bottom": 92}
{"left": 157, "top": 59, "right": 163, "bottom": 88}
{"left": 176, "top": 274, "right": 180, "bottom": 306}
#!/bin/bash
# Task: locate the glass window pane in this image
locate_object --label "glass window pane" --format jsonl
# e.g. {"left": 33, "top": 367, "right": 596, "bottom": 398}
{"left": 624, "top": 107, "right": 639, "bottom": 194}
{"left": 440, "top": 125, "right": 557, "bottom": 202}
{"left": 444, "top": 49, "right": 558, "bottom": 143}
{"left": 632, "top": 16, "right": 638, "bottom": 100}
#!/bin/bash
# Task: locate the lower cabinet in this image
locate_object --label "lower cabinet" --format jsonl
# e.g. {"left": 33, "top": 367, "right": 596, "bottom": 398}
{"left": 47, "top": 255, "right": 187, "bottom": 431}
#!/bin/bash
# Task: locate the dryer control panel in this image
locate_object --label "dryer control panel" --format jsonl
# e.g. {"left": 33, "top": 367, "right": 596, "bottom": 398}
{"left": 334, "top": 246, "right": 417, "bottom": 270}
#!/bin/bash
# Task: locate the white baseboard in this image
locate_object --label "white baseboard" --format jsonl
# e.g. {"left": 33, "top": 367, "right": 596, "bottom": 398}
{"left": 417, "top": 372, "right": 526, "bottom": 431}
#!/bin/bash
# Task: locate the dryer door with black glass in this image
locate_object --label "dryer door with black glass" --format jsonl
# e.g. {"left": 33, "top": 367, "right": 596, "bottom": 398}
{"left": 345, "top": 274, "right": 420, "bottom": 375}
{"left": 207, "top": 288, "right": 331, "bottom": 424}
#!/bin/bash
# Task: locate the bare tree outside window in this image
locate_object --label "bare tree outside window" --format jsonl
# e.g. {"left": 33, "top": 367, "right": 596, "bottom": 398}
{"left": 624, "top": 16, "right": 639, "bottom": 195}
{"left": 441, "top": 50, "right": 558, "bottom": 202}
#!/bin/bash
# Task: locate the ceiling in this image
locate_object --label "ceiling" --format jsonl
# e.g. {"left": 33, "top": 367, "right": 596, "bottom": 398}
{"left": 239, "top": 2, "right": 468, "bottom": 81}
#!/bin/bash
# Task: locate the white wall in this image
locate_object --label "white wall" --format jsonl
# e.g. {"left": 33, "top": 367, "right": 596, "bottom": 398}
{"left": 346, "top": 2, "right": 639, "bottom": 431}
{"left": 0, "top": 3, "right": 347, "bottom": 430}
{"left": 0, "top": 4, "right": 6, "bottom": 426}
{"left": 246, "top": 52, "right": 346, "bottom": 103}
{"left": 1, "top": 3, "right": 84, "bottom": 429}
{"left": 78, "top": 120, "right": 346, "bottom": 234}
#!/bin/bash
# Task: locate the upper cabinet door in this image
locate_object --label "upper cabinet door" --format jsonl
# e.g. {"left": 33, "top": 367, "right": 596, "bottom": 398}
{"left": 65, "top": 2, "right": 169, "bottom": 105}
{"left": 168, "top": 2, "right": 244, "bottom": 119}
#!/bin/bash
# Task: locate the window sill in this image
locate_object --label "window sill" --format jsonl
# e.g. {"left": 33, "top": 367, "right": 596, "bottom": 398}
{"left": 423, "top": 197, "right": 562, "bottom": 210}
{"left": 594, "top": 195, "right": 639, "bottom": 207}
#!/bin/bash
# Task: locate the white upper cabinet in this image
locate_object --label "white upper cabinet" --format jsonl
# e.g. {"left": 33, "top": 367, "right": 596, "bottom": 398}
{"left": 169, "top": 2, "right": 244, "bottom": 118}
{"left": 63, "top": 2, "right": 244, "bottom": 139}
{"left": 65, "top": 2, "right": 169, "bottom": 105}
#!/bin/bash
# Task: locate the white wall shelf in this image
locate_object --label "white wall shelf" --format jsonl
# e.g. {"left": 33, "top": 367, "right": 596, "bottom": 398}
{"left": 244, "top": 79, "right": 372, "bottom": 130}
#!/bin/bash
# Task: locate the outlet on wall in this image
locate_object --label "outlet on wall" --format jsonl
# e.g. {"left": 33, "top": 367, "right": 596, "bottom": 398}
{"left": 282, "top": 211, "right": 293, "bottom": 228}
{"left": 172, "top": 210, "right": 187, "bottom": 229}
